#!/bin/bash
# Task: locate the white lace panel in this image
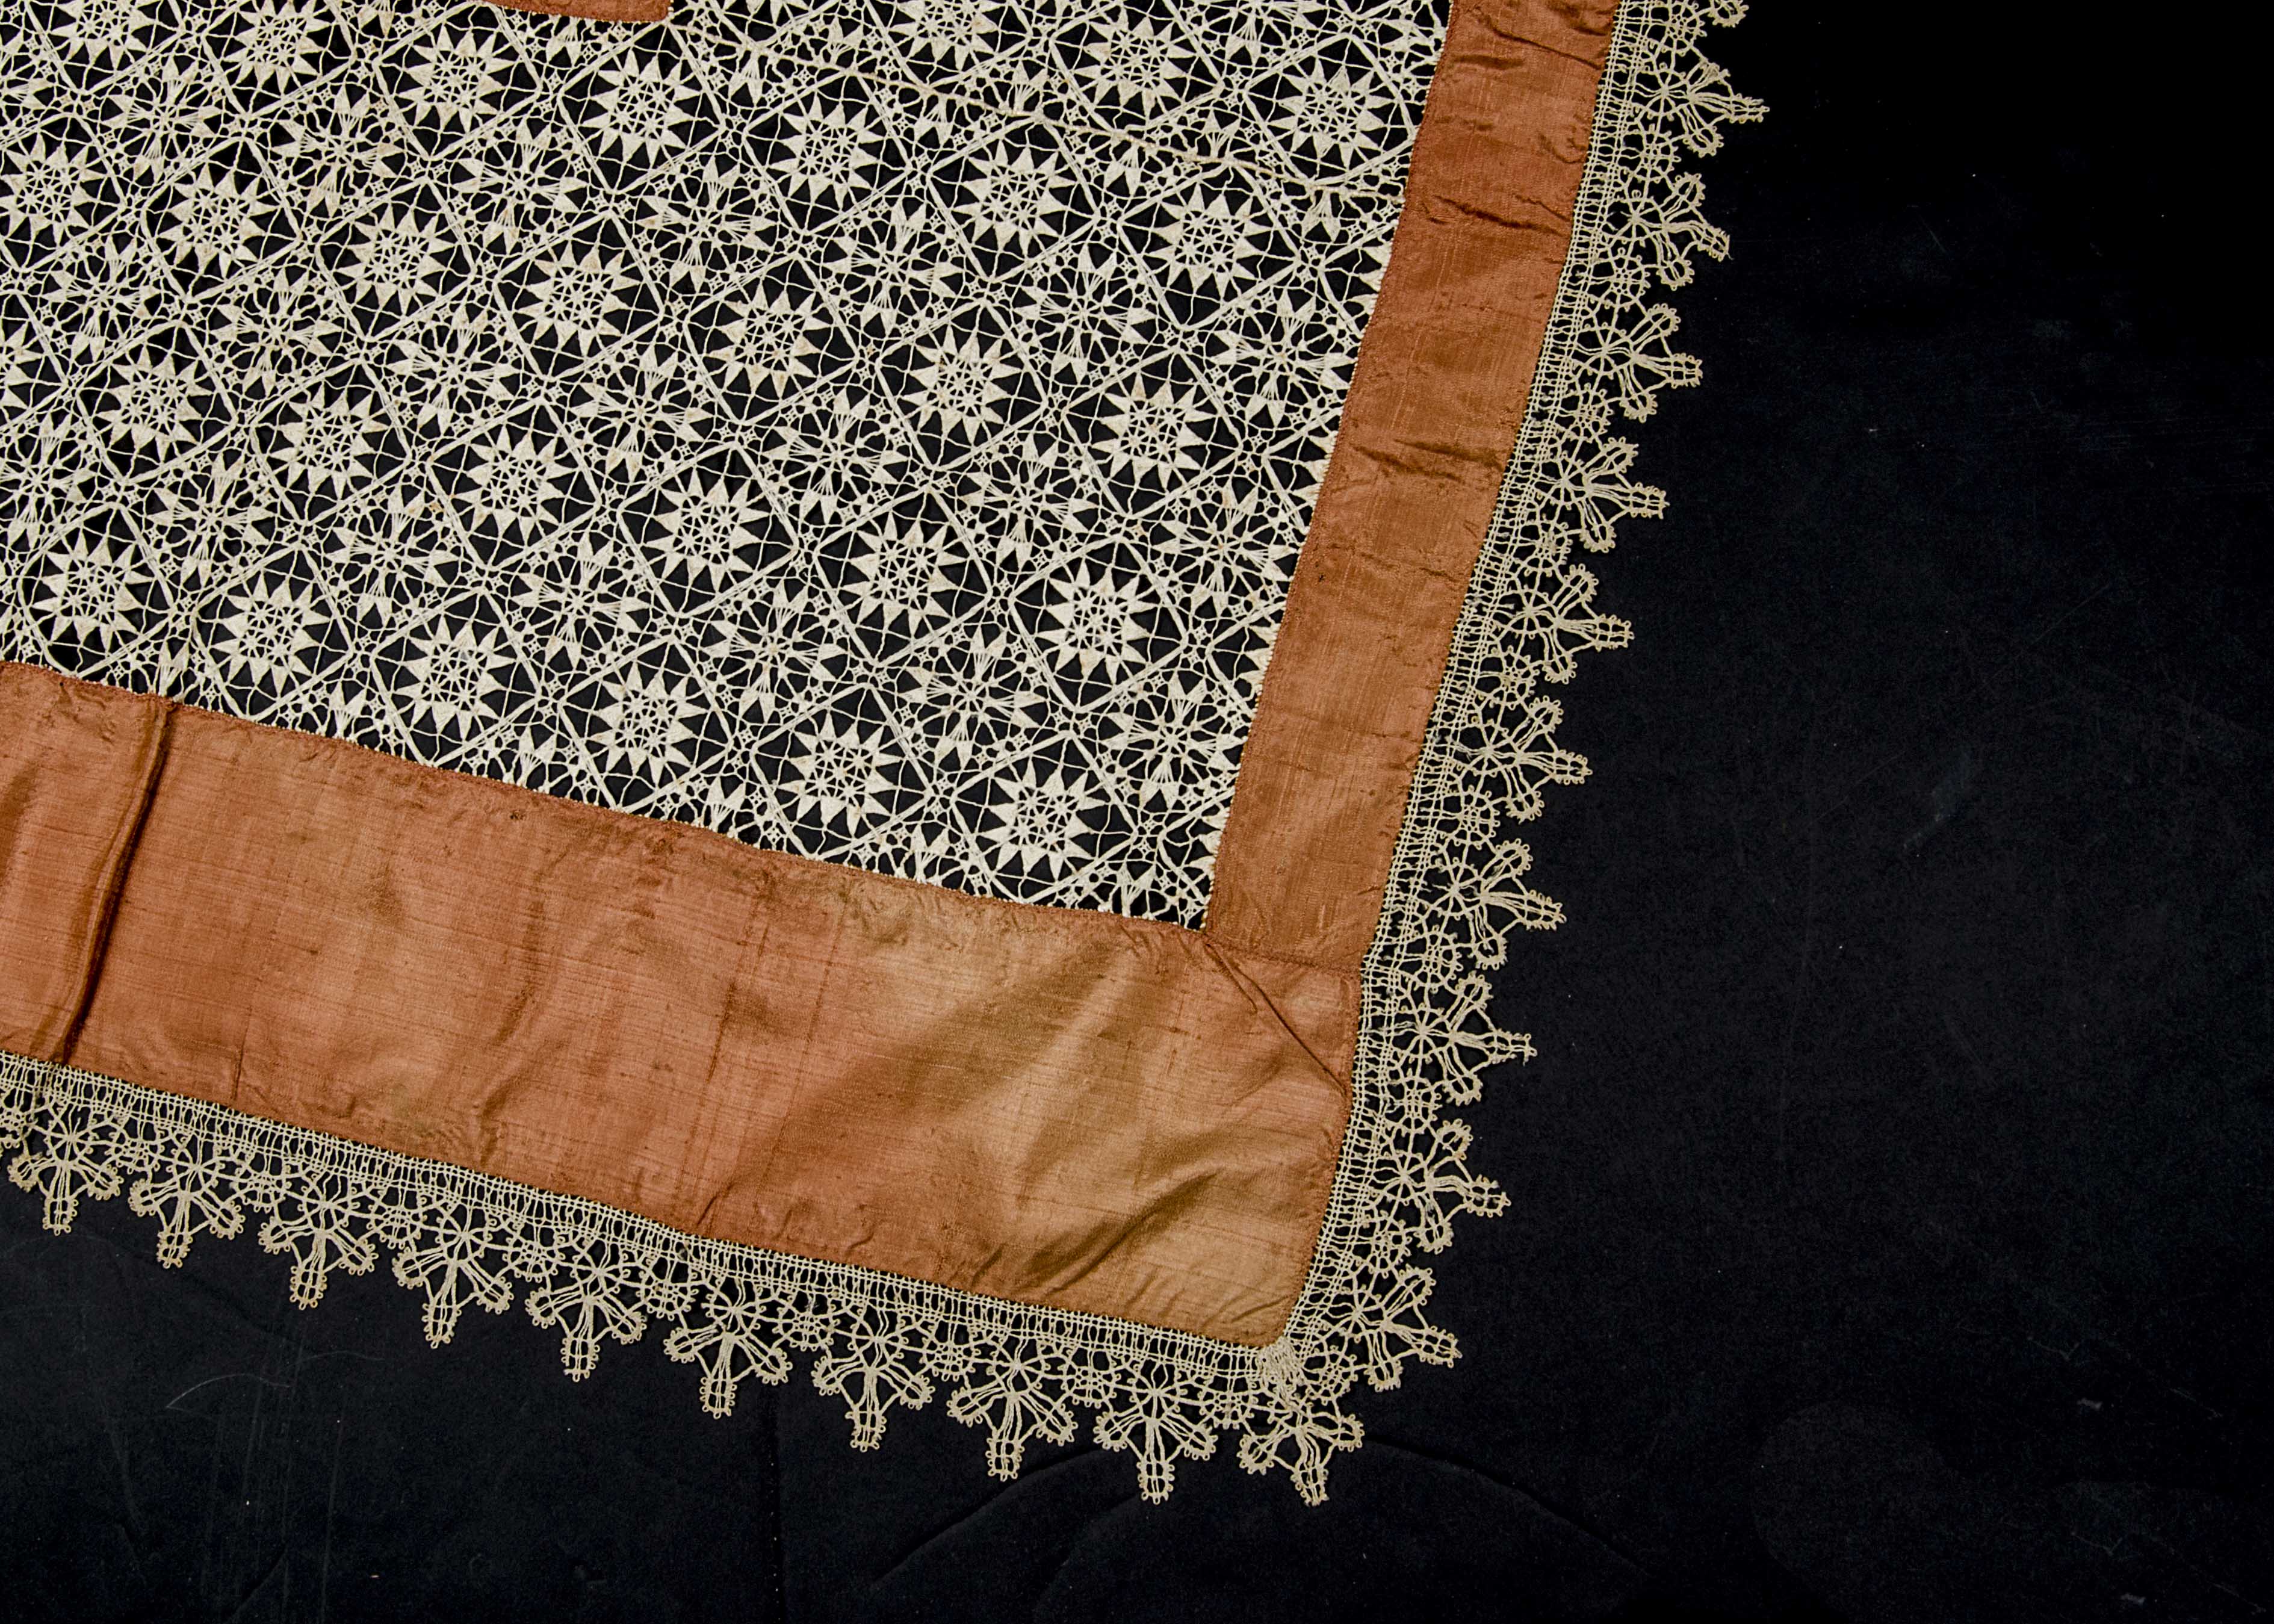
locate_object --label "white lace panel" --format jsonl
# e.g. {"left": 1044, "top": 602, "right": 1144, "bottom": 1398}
{"left": 0, "top": 0, "right": 1448, "bottom": 925}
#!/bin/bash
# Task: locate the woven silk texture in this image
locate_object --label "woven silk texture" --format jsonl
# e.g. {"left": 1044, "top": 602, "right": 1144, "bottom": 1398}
{"left": 0, "top": 0, "right": 1759, "bottom": 1499}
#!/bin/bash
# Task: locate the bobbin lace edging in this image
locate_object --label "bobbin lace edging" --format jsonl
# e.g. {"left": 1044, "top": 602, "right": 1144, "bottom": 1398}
{"left": 0, "top": 0, "right": 1761, "bottom": 1504}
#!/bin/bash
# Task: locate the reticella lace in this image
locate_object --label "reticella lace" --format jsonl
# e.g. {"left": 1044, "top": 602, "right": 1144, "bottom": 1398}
{"left": 1, "top": 0, "right": 1449, "bottom": 926}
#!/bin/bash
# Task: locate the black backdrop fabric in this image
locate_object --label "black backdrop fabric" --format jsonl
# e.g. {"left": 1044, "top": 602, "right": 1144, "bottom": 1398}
{"left": 4, "top": 7, "right": 2269, "bottom": 1620}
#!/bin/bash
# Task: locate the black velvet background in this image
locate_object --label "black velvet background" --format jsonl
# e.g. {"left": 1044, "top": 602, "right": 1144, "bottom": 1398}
{"left": 5, "top": 6, "right": 2269, "bottom": 1619}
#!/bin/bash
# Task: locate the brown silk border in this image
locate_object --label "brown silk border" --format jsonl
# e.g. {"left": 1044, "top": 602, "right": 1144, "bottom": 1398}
{"left": 1207, "top": 0, "right": 1615, "bottom": 965}
{"left": 0, "top": 0, "right": 1612, "bottom": 1347}
{"left": 494, "top": 0, "right": 670, "bottom": 22}
{"left": 0, "top": 665, "right": 1352, "bottom": 1345}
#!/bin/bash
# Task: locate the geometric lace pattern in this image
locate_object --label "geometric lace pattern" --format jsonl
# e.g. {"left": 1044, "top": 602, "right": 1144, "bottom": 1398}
{"left": 4, "top": 0, "right": 1760, "bottom": 1502}
{"left": 0, "top": 0, "right": 1445, "bottom": 924}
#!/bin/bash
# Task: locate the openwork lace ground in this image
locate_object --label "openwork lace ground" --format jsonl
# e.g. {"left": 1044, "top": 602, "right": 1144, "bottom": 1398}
{"left": 1, "top": 0, "right": 1760, "bottom": 1503}
{"left": 0, "top": 0, "right": 1446, "bottom": 925}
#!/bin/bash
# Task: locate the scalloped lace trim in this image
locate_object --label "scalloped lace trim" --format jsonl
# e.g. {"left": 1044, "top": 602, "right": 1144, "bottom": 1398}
{"left": 1, "top": 0, "right": 1761, "bottom": 1504}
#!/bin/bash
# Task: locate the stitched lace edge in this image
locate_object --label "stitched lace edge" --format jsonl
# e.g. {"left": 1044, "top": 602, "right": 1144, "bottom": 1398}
{"left": 0, "top": 0, "right": 1760, "bottom": 1505}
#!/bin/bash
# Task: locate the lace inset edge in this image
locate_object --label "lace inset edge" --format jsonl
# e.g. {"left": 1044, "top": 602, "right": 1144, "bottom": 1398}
{"left": 0, "top": 0, "right": 1761, "bottom": 1504}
